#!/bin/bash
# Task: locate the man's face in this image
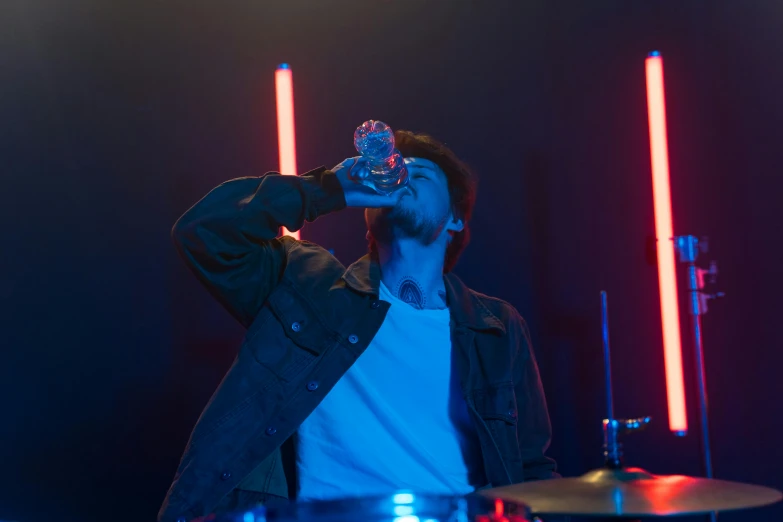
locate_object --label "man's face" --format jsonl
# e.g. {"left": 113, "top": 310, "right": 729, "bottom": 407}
{"left": 365, "top": 157, "right": 460, "bottom": 245}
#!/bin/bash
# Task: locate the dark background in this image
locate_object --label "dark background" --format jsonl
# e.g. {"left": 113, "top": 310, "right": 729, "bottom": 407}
{"left": 2, "top": 1, "right": 782, "bottom": 521}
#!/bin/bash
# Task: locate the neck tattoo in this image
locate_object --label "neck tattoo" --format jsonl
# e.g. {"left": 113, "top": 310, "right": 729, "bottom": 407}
{"left": 396, "top": 277, "right": 426, "bottom": 310}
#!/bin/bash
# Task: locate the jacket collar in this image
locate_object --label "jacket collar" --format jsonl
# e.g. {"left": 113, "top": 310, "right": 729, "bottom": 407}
{"left": 341, "top": 254, "right": 505, "bottom": 333}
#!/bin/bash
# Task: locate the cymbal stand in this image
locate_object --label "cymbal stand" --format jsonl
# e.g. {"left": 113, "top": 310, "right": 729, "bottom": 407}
{"left": 600, "top": 291, "right": 651, "bottom": 470}
{"left": 674, "top": 235, "right": 724, "bottom": 522}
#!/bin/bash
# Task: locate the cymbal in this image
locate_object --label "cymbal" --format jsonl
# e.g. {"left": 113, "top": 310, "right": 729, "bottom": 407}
{"left": 479, "top": 467, "right": 783, "bottom": 517}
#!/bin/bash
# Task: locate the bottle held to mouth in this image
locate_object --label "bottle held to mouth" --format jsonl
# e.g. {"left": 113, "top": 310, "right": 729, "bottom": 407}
{"left": 350, "top": 120, "right": 409, "bottom": 196}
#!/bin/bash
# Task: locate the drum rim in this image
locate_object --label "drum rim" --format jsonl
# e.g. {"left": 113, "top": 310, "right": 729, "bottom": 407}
{"left": 265, "top": 491, "right": 531, "bottom": 520}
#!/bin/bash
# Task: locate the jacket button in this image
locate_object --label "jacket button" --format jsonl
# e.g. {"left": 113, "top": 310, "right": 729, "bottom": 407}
{"left": 265, "top": 426, "right": 277, "bottom": 436}
{"left": 508, "top": 409, "right": 517, "bottom": 418}
{"left": 220, "top": 471, "right": 232, "bottom": 480}
{"left": 291, "top": 322, "right": 301, "bottom": 332}
{"left": 307, "top": 381, "right": 319, "bottom": 391}
{"left": 371, "top": 301, "right": 380, "bottom": 309}
{"left": 348, "top": 334, "right": 359, "bottom": 344}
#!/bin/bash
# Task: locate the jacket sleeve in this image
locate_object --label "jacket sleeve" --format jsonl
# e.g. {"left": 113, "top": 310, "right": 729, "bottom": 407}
{"left": 513, "top": 312, "right": 560, "bottom": 481}
{"left": 171, "top": 167, "right": 346, "bottom": 328}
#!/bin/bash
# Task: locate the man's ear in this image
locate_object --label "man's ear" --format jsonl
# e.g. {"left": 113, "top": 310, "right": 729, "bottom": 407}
{"left": 447, "top": 217, "right": 464, "bottom": 233}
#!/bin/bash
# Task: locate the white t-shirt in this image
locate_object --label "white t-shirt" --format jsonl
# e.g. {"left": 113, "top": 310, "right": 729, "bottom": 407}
{"left": 295, "top": 281, "right": 485, "bottom": 500}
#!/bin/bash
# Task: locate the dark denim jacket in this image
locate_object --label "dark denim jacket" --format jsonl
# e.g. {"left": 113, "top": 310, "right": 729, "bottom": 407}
{"left": 159, "top": 167, "right": 557, "bottom": 522}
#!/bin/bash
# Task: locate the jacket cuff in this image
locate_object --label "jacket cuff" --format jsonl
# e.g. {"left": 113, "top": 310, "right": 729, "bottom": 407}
{"left": 302, "top": 166, "right": 347, "bottom": 218}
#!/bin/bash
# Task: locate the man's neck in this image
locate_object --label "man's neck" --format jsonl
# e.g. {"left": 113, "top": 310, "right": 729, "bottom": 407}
{"left": 376, "top": 238, "right": 448, "bottom": 310}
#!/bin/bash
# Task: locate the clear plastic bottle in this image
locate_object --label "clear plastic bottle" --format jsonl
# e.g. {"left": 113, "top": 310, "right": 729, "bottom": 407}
{"left": 350, "top": 120, "right": 409, "bottom": 195}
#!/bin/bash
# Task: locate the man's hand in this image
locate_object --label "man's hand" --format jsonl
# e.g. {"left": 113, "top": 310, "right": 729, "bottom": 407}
{"left": 331, "top": 157, "right": 409, "bottom": 209}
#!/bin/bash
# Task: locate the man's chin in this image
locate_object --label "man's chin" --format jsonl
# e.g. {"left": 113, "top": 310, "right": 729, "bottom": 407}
{"left": 385, "top": 206, "right": 417, "bottom": 226}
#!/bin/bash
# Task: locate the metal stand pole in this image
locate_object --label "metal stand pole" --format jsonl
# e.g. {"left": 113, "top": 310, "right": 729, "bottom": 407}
{"left": 601, "top": 291, "right": 622, "bottom": 470}
{"left": 675, "top": 236, "right": 725, "bottom": 522}
{"left": 600, "top": 291, "right": 651, "bottom": 469}
{"left": 601, "top": 291, "right": 615, "bottom": 423}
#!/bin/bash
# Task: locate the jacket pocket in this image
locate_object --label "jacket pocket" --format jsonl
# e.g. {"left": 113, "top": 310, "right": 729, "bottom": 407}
{"left": 473, "top": 383, "right": 522, "bottom": 467}
{"left": 473, "top": 382, "right": 519, "bottom": 424}
{"left": 245, "top": 284, "right": 335, "bottom": 382}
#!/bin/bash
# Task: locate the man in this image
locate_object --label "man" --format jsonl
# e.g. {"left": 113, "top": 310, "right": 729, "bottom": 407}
{"left": 160, "top": 130, "right": 557, "bottom": 522}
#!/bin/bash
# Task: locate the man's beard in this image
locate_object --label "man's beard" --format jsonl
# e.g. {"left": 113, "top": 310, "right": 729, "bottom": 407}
{"left": 368, "top": 204, "right": 449, "bottom": 246}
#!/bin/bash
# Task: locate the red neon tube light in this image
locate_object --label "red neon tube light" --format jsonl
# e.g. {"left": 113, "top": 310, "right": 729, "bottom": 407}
{"left": 275, "top": 63, "right": 299, "bottom": 239}
{"left": 645, "top": 51, "right": 687, "bottom": 435}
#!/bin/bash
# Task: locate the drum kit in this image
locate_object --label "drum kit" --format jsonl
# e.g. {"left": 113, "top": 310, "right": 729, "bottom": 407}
{"left": 194, "top": 422, "right": 782, "bottom": 522}
{"left": 195, "top": 455, "right": 782, "bottom": 522}
{"left": 197, "top": 285, "right": 782, "bottom": 522}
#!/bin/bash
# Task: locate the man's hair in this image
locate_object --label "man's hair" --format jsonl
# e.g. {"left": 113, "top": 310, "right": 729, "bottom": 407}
{"left": 368, "top": 130, "right": 477, "bottom": 273}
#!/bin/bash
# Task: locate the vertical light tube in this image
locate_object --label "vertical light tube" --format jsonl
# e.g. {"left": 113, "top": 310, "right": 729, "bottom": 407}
{"left": 275, "top": 63, "right": 299, "bottom": 239}
{"left": 645, "top": 51, "right": 687, "bottom": 435}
